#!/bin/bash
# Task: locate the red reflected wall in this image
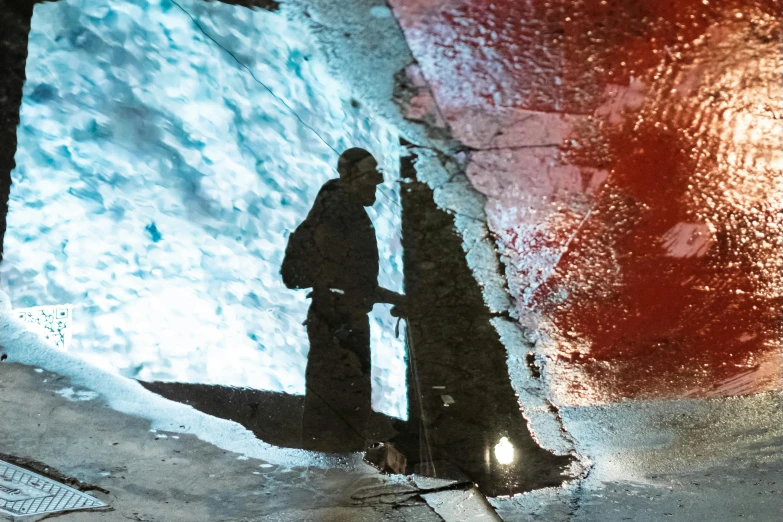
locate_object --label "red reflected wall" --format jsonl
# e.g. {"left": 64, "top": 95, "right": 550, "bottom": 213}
{"left": 391, "top": 0, "right": 783, "bottom": 404}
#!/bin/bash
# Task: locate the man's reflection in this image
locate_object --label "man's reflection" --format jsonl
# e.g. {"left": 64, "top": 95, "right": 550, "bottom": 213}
{"left": 281, "top": 148, "right": 403, "bottom": 451}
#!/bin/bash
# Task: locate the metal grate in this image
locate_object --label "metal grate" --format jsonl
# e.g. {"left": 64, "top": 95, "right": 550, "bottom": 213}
{"left": 0, "top": 460, "right": 106, "bottom": 518}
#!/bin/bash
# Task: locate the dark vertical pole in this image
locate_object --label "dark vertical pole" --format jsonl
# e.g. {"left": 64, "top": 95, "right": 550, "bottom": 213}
{"left": 0, "top": 0, "right": 40, "bottom": 260}
{"left": 394, "top": 139, "right": 422, "bottom": 470}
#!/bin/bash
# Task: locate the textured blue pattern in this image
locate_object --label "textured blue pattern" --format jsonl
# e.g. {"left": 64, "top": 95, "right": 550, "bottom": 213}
{"left": 3, "top": 0, "right": 406, "bottom": 418}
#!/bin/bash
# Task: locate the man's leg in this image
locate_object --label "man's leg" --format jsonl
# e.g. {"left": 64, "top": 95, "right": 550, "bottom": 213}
{"left": 302, "top": 305, "right": 372, "bottom": 452}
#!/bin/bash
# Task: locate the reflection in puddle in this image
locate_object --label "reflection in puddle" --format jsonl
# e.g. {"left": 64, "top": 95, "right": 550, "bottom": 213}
{"left": 493, "top": 437, "right": 514, "bottom": 466}
{"left": 282, "top": 148, "right": 406, "bottom": 450}
{"left": 2, "top": 0, "right": 406, "bottom": 418}
{"left": 15, "top": 305, "right": 72, "bottom": 350}
{"left": 144, "top": 149, "right": 575, "bottom": 496}
{"left": 390, "top": 0, "right": 783, "bottom": 405}
{"left": 0, "top": 0, "right": 575, "bottom": 499}
{"left": 535, "top": 1, "right": 783, "bottom": 404}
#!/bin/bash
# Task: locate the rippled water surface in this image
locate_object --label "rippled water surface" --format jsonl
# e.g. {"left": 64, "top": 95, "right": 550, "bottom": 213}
{"left": 2, "top": 0, "right": 407, "bottom": 418}
{"left": 391, "top": 0, "right": 782, "bottom": 404}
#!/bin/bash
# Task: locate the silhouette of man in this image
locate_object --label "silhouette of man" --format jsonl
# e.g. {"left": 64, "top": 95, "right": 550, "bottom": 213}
{"left": 281, "top": 148, "right": 403, "bottom": 451}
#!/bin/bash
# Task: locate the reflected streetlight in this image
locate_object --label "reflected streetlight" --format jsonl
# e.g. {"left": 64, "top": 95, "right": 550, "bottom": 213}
{"left": 494, "top": 436, "right": 514, "bottom": 465}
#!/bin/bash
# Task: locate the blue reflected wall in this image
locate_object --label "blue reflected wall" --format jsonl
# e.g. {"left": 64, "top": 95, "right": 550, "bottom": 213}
{"left": 2, "top": 0, "right": 407, "bottom": 418}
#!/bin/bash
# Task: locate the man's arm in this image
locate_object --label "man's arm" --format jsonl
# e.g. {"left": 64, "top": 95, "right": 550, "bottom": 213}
{"left": 374, "top": 286, "right": 405, "bottom": 307}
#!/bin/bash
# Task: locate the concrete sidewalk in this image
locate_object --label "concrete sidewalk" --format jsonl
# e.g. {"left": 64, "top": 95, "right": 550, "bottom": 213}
{"left": 492, "top": 390, "right": 783, "bottom": 521}
{"left": 0, "top": 361, "right": 462, "bottom": 521}
{"left": 5, "top": 357, "right": 782, "bottom": 521}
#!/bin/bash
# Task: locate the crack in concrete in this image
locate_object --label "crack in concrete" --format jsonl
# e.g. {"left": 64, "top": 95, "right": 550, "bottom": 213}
{"left": 526, "top": 352, "right": 542, "bottom": 379}
{"left": 544, "top": 400, "right": 577, "bottom": 446}
{"left": 352, "top": 478, "right": 483, "bottom": 521}
{"left": 465, "top": 143, "right": 563, "bottom": 152}
{"left": 37, "top": 505, "right": 114, "bottom": 521}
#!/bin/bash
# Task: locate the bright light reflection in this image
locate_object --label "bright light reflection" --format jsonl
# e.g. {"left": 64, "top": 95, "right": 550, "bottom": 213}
{"left": 494, "top": 436, "right": 515, "bottom": 465}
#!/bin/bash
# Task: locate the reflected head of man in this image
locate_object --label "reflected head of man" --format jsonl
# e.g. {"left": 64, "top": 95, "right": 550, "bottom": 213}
{"left": 337, "top": 148, "right": 383, "bottom": 207}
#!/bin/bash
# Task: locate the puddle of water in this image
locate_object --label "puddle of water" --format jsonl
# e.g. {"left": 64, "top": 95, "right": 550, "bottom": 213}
{"left": 391, "top": 0, "right": 782, "bottom": 405}
{"left": 2, "top": 0, "right": 407, "bottom": 418}
{"left": 1, "top": 0, "right": 576, "bottom": 498}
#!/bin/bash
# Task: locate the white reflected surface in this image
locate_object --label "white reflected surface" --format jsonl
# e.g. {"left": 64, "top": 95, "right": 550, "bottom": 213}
{"left": 2, "top": 0, "right": 407, "bottom": 418}
{"left": 494, "top": 436, "right": 514, "bottom": 465}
